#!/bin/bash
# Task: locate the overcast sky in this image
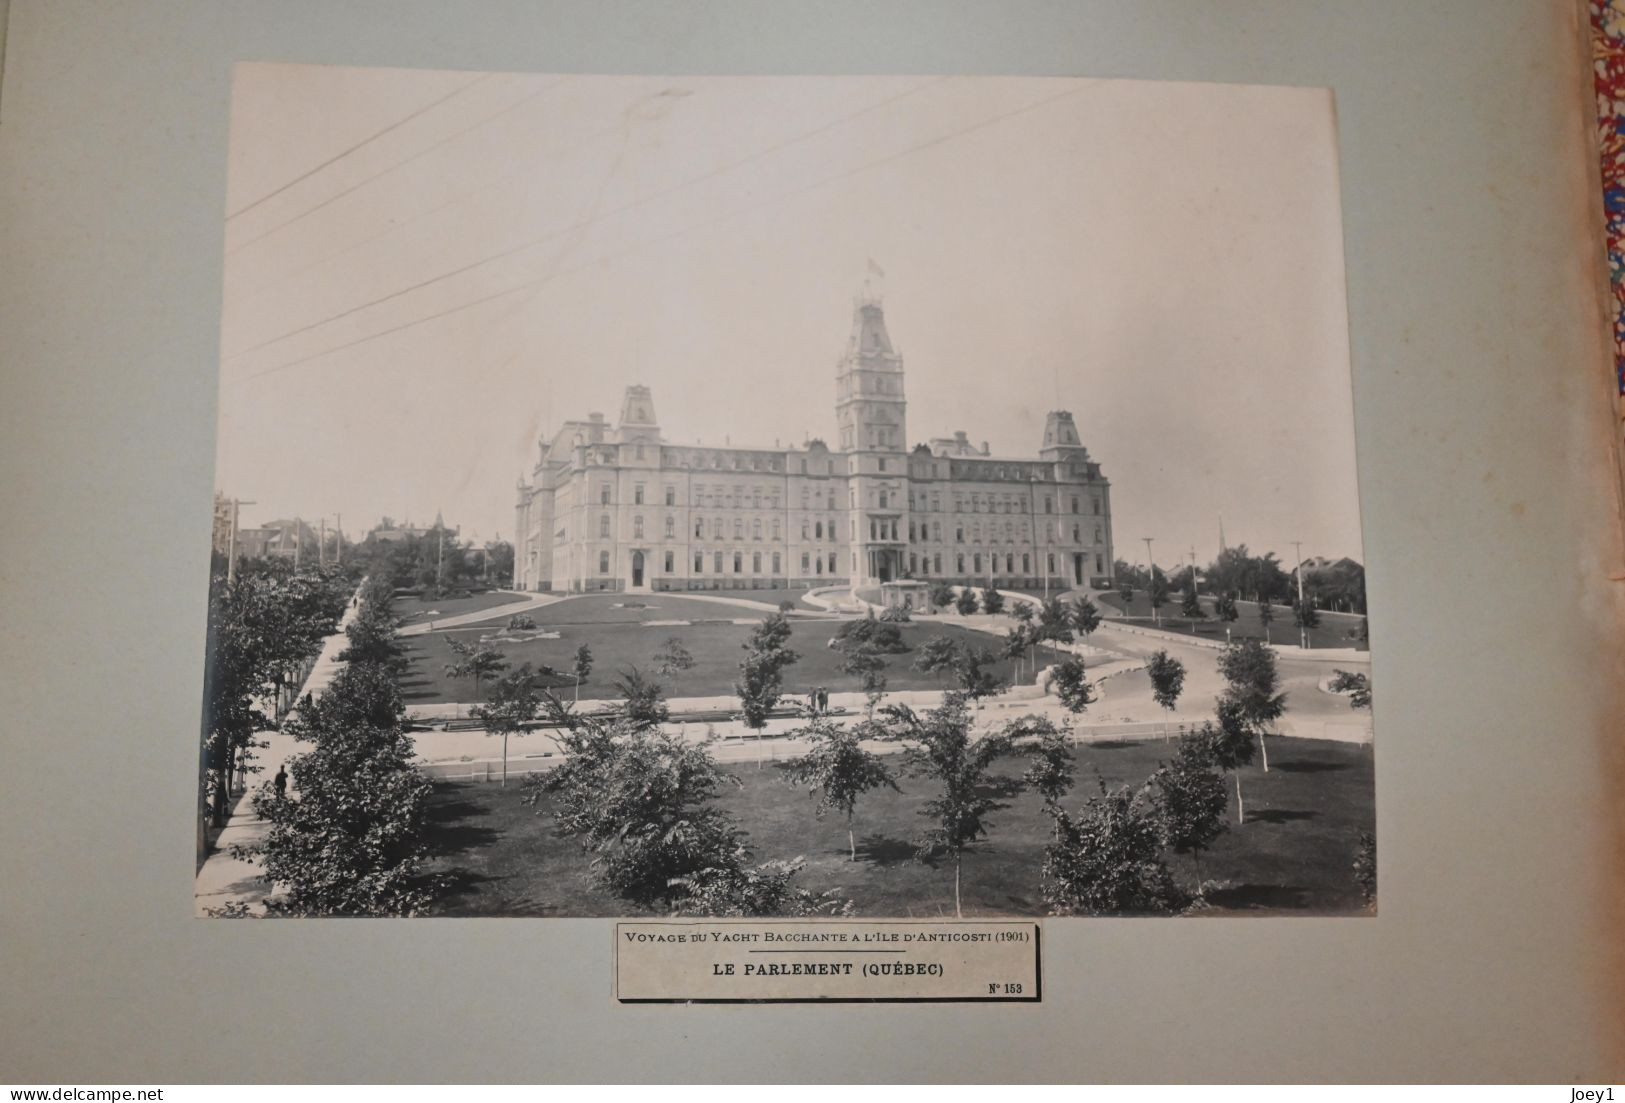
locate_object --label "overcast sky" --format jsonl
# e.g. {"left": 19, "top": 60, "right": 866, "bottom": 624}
{"left": 214, "top": 65, "right": 1361, "bottom": 570}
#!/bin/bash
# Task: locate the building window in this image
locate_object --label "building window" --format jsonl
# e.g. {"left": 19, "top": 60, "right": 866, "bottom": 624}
{"left": 599, "top": 551, "right": 610, "bottom": 574}
{"left": 801, "top": 521, "right": 810, "bottom": 540}
{"left": 955, "top": 526, "right": 964, "bottom": 543}
{"left": 879, "top": 458, "right": 887, "bottom": 473}
{"left": 600, "top": 485, "right": 611, "bottom": 505}
{"left": 828, "top": 552, "right": 836, "bottom": 573}
{"left": 734, "top": 552, "right": 743, "bottom": 573}
{"left": 1047, "top": 553, "right": 1056, "bottom": 574}
{"left": 1044, "top": 498, "right": 1053, "bottom": 514}
{"left": 634, "top": 484, "right": 644, "bottom": 505}
{"left": 772, "top": 519, "right": 781, "bottom": 540}
{"left": 714, "top": 551, "right": 724, "bottom": 573}
{"left": 1023, "top": 553, "right": 1031, "bottom": 573}
{"left": 1096, "top": 553, "right": 1104, "bottom": 573}
{"left": 714, "top": 516, "right": 722, "bottom": 538}
{"left": 694, "top": 552, "right": 704, "bottom": 572}
{"left": 973, "top": 553, "right": 982, "bottom": 573}
{"left": 771, "top": 552, "right": 780, "bottom": 574}
{"left": 1072, "top": 524, "right": 1080, "bottom": 543}
{"left": 753, "top": 519, "right": 763, "bottom": 541}
{"left": 1093, "top": 498, "right": 1101, "bottom": 516}
{"left": 633, "top": 515, "right": 644, "bottom": 539}
{"left": 934, "top": 553, "right": 942, "bottom": 573}
{"left": 1071, "top": 497, "right": 1080, "bottom": 513}
{"left": 1094, "top": 525, "right": 1102, "bottom": 543}
{"left": 815, "top": 521, "right": 823, "bottom": 539}
{"left": 665, "top": 516, "right": 675, "bottom": 539}
{"left": 665, "top": 486, "right": 675, "bottom": 506}
{"left": 600, "top": 514, "right": 610, "bottom": 538}
{"left": 956, "top": 554, "right": 965, "bottom": 573}
{"left": 734, "top": 519, "right": 743, "bottom": 539}
{"left": 878, "top": 490, "right": 888, "bottom": 508}
{"left": 694, "top": 518, "right": 703, "bottom": 538}
{"left": 801, "top": 552, "right": 810, "bottom": 572}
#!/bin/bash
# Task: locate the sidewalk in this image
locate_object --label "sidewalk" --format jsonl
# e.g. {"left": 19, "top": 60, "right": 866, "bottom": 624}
{"left": 193, "top": 588, "right": 362, "bottom": 916}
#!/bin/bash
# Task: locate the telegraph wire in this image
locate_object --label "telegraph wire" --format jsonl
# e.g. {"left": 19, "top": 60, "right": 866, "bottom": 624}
{"left": 228, "top": 80, "right": 1089, "bottom": 386}
{"left": 225, "top": 73, "right": 492, "bottom": 221}
{"left": 222, "top": 77, "right": 946, "bottom": 362}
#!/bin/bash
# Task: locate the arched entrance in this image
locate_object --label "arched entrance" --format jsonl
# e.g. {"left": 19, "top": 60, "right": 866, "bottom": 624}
{"left": 631, "top": 551, "right": 645, "bottom": 588}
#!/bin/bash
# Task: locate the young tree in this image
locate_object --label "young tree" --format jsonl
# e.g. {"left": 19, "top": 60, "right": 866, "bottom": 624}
{"left": 471, "top": 664, "right": 540, "bottom": 786}
{"left": 980, "top": 587, "right": 1005, "bottom": 615}
{"left": 914, "top": 635, "right": 962, "bottom": 686}
{"left": 1049, "top": 655, "right": 1096, "bottom": 715}
{"left": 878, "top": 694, "right": 1014, "bottom": 917}
{"left": 1069, "top": 595, "right": 1103, "bottom": 644}
{"left": 952, "top": 645, "right": 1003, "bottom": 700}
{"left": 571, "top": 642, "right": 593, "bottom": 703}
{"left": 613, "top": 667, "right": 670, "bottom": 730}
{"left": 1015, "top": 717, "right": 1075, "bottom": 811}
{"left": 1257, "top": 598, "right": 1275, "bottom": 644}
{"left": 1042, "top": 782, "right": 1180, "bottom": 916}
{"left": 735, "top": 612, "right": 800, "bottom": 734}
{"left": 1329, "top": 669, "right": 1372, "bottom": 711}
{"left": 954, "top": 586, "right": 980, "bottom": 616}
{"left": 1179, "top": 578, "right": 1205, "bottom": 628}
{"left": 652, "top": 637, "right": 695, "bottom": 677}
{"left": 839, "top": 643, "right": 889, "bottom": 715}
{"left": 1292, "top": 596, "right": 1321, "bottom": 648}
{"left": 1145, "top": 649, "right": 1186, "bottom": 734}
{"left": 1147, "top": 571, "right": 1170, "bottom": 627}
{"left": 784, "top": 714, "right": 901, "bottom": 860}
{"left": 1218, "top": 638, "right": 1287, "bottom": 771}
{"left": 1150, "top": 736, "right": 1229, "bottom": 895}
{"left": 1201, "top": 699, "right": 1258, "bottom": 823}
{"left": 1117, "top": 579, "right": 1135, "bottom": 606}
{"left": 928, "top": 579, "right": 957, "bottom": 610}
{"left": 999, "top": 626, "right": 1031, "bottom": 685}
{"left": 444, "top": 636, "right": 508, "bottom": 701}
{"left": 1213, "top": 592, "right": 1239, "bottom": 643}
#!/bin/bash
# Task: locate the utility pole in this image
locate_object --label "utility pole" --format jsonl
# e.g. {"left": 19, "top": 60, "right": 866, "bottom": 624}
{"left": 1292, "top": 539, "right": 1307, "bottom": 648}
{"left": 1190, "top": 544, "right": 1199, "bottom": 596}
{"left": 1141, "top": 537, "right": 1156, "bottom": 626}
{"left": 334, "top": 513, "right": 342, "bottom": 566}
{"left": 293, "top": 516, "right": 302, "bottom": 572}
{"left": 226, "top": 498, "right": 255, "bottom": 586}
{"left": 319, "top": 517, "right": 327, "bottom": 568}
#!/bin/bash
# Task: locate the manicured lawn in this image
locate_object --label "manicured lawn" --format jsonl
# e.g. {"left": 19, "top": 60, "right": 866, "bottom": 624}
{"left": 1099, "top": 591, "right": 1368, "bottom": 651}
{"left": 399, "top": 616, "right": 1066, "bottom": 703}
{"left": 453, "top": 592, "right": 811, "bottom": 630}
{"left": 394, "top": 590, "right": 525, "bottom": 627}
{"left": 422, "top": 736, "right": 1375, "bottom": 917}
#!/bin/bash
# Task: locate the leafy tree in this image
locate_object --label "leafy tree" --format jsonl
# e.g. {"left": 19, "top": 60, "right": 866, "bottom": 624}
{"left": 1145, "top": 649, "right": 1186, "bottom": 723}
{"left": 839, "top": 643, "right": 889, "bottom": 715}
{"left": 444, "top": 636, "right": 508, "bottom": 701}
{"left": 914, "top": 635, "right": 962, "bottom": 685}
{"left": 1179, "top": 578, "right": 1205, "bottom": 624}
{"left": 1009, "top": 600, "right": 1036, "bottom": 628}
{"left": 1217, "top": 638, "right": 1287, "bottom": 772}
{"left": 1200, "top": 699, "right": 1258, "bottom": 823}
{"left": 952, "top": 645, "right": 1003, "bottom": 699}
{"left": 1354, "top": 831, "right": 1377, "bottom": 907}
{"left": 1147, "top": 569, "right": 1170, "bottom": 626}
{"left": 1329, "top": 670, "right": 1372, "bottom": 711}
{"left": 614, "top": 667, "right": 670, "bottom": 730}
{"left": 999, "top": 625, "right": 1031, "bottom": 685}
{"left": 980, "top": 587, "right": 1005, "bottom": 615}
{"left": 928, "top": 580, "right": 957, "bottom": 610}
{"left": 471, "top": 664, "right": 541, "bottom": 786}
{"left": 1257, "top": 598, "right": 1275, "bottom": 644}
{"left": 669, "top": 858, "right": 852, "bottom": 918}
{"left": 784, "top": 714, "right": 901, "bottom": 860}
{"left": 1049, "top": 655, "right": 1095, "bottom": 714}
{"left": 571, "top": 642, "right": 593, "bottom": 702}
{"left": 652, "top": 637, "right": 695, "bottom": 677}
{"left": 735, "top": 612, "right": 799, "bottom": 733}
{"left": 877, "top": 694, "right": 1014, "bottom": 917}
{"left": 1015, "top": 717, "right": 1075, "bottom": 810}
{"left": 1036, "top": 598, "right": 1075, "bottom": 646}
{"left": 242, "top": 660, "right": 438, "bottom": 915}
{"left": 1292, "top": 596, "right": 1321, "bottom": 647}
{"left": 1150, "top": 737, "right": 1229, "bottom": 894}
{"left": 506, "top": 613, "right": 537, "bottom": 631}
{"left": 1117, "top": 580, "right": 1135, "bottom": 606}
{"left": 1213, "top": 592, "right": 1239, "bottom": 642}
{"left": 833, "top": 612, "right": 909, "bottom": 653}
{"left": 954, "top": 586, "right": 980, "bottom": 616}
{"left": 1070, "top": 595, "right": 1103, "bottom": 642}
{"left": 1042, "top": 782, "right": 1180, "bottom": 916}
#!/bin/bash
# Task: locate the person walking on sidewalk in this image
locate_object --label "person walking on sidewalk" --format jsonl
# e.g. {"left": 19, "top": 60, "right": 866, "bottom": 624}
{"left": 273, "top": 765, "right": 287, "bottom": 799}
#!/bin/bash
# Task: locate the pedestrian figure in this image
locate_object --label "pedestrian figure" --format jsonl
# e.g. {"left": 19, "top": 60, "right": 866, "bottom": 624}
{"left": 273, "top": 765, "right": 288, "bottom": 799}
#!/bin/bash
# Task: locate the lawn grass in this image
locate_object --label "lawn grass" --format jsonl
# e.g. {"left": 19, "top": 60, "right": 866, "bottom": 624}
{"left": 1099, "top": 591, "right": 1368, "bottom": 651}
{"left": 394, "top": 590, "right": 524, "bottom": 627}
{"left": 454, "top": 592, "right": 805, "bottom": 630}
{"left": 399, "top": 616, "right": 1066, "bottom": 703}
{"left": 422, "top": 736, "right": 1375, "bottom": 917}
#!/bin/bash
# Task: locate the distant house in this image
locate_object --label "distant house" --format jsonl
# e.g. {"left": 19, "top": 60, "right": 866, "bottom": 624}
{"left": 367, "top": 512, "right": 453, "bottom": 544}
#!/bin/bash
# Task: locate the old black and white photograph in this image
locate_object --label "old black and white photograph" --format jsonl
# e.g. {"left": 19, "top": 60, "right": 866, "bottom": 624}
{"left": 196, "top": 66, "right": 1374, "bottom": 920}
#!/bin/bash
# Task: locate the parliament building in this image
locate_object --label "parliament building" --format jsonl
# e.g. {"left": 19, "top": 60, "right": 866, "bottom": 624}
{"left": 512, "top": 296, "right": 1114, "bottom": 594}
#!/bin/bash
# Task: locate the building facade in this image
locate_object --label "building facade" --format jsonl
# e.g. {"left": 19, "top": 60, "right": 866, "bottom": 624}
{"left": 512, "top": 297, "right": 1114, "bottom": 594}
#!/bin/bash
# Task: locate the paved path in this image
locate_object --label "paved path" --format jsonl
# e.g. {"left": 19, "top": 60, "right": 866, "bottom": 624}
{"left": 397, "top": 590, "right": 568, "bottom": 636}
{"left": 193, "top": 589, "right": 362, "bottom": 916}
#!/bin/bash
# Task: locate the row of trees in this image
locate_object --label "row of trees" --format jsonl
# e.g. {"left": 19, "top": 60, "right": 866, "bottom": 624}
{"left": 200, "top": 557, "right": 350, "bottom": 829}
{"left": 235, "top": 576, "right": 443, "bottom": 915}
